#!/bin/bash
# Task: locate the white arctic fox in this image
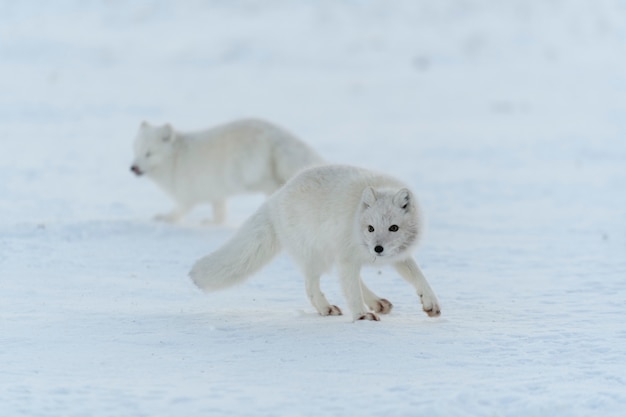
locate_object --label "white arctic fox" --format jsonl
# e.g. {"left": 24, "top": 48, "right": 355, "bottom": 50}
{"left": 190, "top": 164, "right": 441, "bottom": 321}
{"left": 130, "top": 118, "right": 323, "bottom": 223}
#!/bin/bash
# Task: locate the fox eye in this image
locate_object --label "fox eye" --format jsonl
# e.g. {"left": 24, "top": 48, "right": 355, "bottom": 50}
{"left": 368, "top": 225, "right": 374, "bottom": 233}
{"left": 389, "top": 225, "right": 399, "bottom": 232}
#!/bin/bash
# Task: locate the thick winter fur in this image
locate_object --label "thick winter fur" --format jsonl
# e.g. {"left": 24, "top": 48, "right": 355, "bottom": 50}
{"left": 190, "top": 164, "right": 441, "bottom": 321}
{"left": 130, "top": 118, "right": 324, "bottom": 223}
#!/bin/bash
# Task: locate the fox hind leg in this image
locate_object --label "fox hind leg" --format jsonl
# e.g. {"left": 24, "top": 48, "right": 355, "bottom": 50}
{"left": 361, "top": 279, "right": 393, "bottom": 314}
{"left": 303, "top": 264, "right": 342, "bottom": 316}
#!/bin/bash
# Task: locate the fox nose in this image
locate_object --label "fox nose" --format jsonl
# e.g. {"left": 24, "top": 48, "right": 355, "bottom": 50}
{"left": 130, "top": 165, "right": 143, "bottom": 176}
{"left": 374, "top": 245, "right": 384, "bottom": 254}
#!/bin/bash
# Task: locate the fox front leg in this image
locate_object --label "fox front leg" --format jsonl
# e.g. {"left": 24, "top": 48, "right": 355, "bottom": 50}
{"left": 339, "top": 262, "right": 380, "bottom": 321}
{"left": 394, "top": 257, "right": 441, "bottom": 317}
{"left": 154, "top": 205, "right": 190, "bottom": 223}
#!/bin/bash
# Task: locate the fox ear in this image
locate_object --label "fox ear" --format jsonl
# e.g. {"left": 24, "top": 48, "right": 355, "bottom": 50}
{"left": 393, "top": 188, "right": 411, "bottom": 210}
{"left": 361, "top": 187, "right": 377, "bottom": 209}
{"left": 162, "top": 123, "right": 175, "bottom": 142}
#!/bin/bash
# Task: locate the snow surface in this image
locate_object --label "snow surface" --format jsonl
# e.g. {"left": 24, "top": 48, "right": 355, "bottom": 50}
{"left": 2, "top": 1, "right": 626, "bottom": 416}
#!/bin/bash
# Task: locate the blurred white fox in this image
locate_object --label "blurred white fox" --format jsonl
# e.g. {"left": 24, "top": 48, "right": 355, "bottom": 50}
{"left": 190, "top": 164, "right": 441, "bottom": 322}
{"left": 130, "top": 118, "right": 323, "bottom": 223}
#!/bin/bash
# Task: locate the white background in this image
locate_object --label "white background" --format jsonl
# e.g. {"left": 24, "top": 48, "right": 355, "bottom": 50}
{"left": 1, "top": 1, "right": 625, "bottom": 416}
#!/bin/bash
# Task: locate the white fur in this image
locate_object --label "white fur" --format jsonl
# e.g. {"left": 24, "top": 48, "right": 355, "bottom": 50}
{"left": 190, "top": 164, "right": 441, "bottom": 321}
{"left": 130, "top": 118, "right": 324, "bottom": 223}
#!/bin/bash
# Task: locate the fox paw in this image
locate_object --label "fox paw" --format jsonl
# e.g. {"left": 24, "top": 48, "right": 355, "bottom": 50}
{"left": 424, "top": 305, "right": 441, "bottom": 317}
{"left": 357, "top": 312, "right": 380, "bottom": 321}
{"left": 369, "top": 298, "right": 393, "bottom": 314}
{"left": 320, "top": 305, "right": 342, "bottom": 316}
{"left": 420, "top": 293, "right": 441, "bottom": 317}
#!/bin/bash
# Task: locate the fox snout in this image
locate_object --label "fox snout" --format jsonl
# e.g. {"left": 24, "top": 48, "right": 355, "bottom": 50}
{"left": 374, "top": 245, "right": 384, "bottom": 254}
{"left": 130, "top": 165, "right": 143, "bottom": 176}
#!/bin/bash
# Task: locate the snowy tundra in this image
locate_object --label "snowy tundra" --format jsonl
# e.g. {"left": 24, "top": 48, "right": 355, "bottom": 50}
{"left": 1, "top": 1, "right": 625, "bottom": 417}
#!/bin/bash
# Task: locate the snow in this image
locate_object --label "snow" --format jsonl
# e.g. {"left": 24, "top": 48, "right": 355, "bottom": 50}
{"left": 1, "top": 1, "right": 625, "bottom": 416}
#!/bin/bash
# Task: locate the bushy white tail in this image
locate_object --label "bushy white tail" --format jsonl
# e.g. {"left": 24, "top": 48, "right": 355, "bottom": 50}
{"left": 189, "top": 204, "right": 280, "bottom": 291}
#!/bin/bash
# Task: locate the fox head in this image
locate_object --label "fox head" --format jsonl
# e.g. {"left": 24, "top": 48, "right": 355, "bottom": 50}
{"left": 130, "top": 121, "right": 177, "bottom": 176}
{"left": 358, "top": 186, "right": 420, "bottom": 261}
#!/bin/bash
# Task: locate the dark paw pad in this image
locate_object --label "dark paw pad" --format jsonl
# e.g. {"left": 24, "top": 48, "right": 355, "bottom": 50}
{"left": 357, "top": 313, "right": 381, "bottom": 321}
{"left": 372, "top": 298, "right": 393, "bottom": 314}
{"left": 424, "top": 307, "right": 441, "bottom": 317}
{"left": 322, "top": 305, "right": 342, "bottom": 316}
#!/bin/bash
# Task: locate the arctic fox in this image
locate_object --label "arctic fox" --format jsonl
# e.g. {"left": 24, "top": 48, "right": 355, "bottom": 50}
{"left": 130, "top": 118, "right": 323, "bottom": 223}
{"left": 190, "top": 164, "right": 441, "bottom": 321}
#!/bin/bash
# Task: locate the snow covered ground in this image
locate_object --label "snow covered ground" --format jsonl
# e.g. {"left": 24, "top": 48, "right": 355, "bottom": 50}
{"left": 1, "top": 1, "right": 625, "bottom": 416}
